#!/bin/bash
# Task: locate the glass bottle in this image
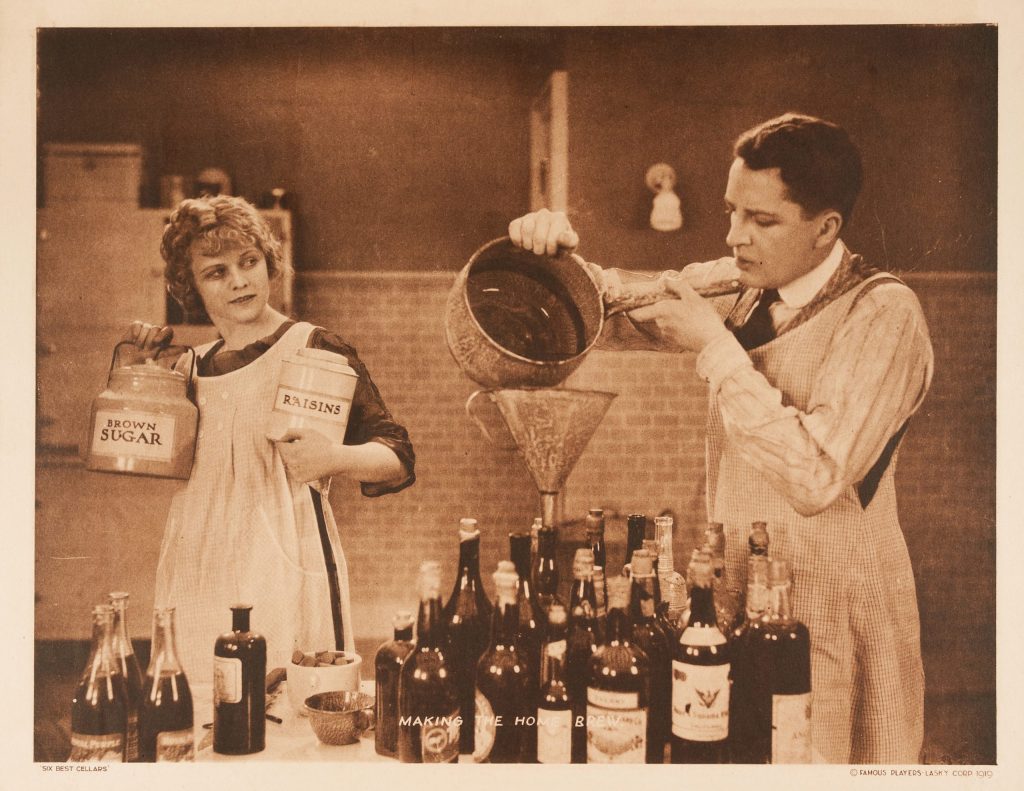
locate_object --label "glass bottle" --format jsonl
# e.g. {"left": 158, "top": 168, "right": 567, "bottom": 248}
{"left": 108, "top": 591, "right": 143, "bottom": 762}
{"left": 139, "top": 607, "right": 194, "bottom": 761}
{"left": 727, "top": 553, "right": 771, "bottom": 763}
{"left": 566, "top": 548, "right": 600, "bottom": 763}
{"left": 69, "top": 604, "right": 128, "bottom": 762}
{"left": 534, "top": 526, "right": 563, "bottom": 613}
{"left": 705, "top": 523, "right": 741, "bottom": 635}
{"left": 509, "top": 531, "right": 544, "bottom": 762}
{"left": 585, "top": 508, "right": 608, "bottom": 620}
{"left": 762, "top": 560, "right": 812, "bottom": 763}
{"left": 442, "top": 517, "right": 492, "bottom": 754}
{"left": 749, "top": 520, "right": 770, "bottom": 557}
{"left": 628, "top": 550, "right": 672, "bottom": 762}
{"left": 586, "top": 576, "right": 651, "bottom": 763}
{"left": 671, "top": 556, "right": 730, "bottom": 764}
{"left": 536, "top": 603, "right": 572, "bottom": 764}
{"left": 625, "top": 513, "right": 647, "bottom": 571}
{"left": 213, "top": 604, "right": 266, "bottom": 755}
{"left": 530, "top": 516, "right": 543, "bottom": 564}
{"left": 655, "top": 514, "right": 687, "bottom": 629}
{"left": 374, "top": 609, "right": 416, "bottom": 758}
{"left": 474, "top": 563, "right": 531, "bottom": 763}
{"left": 398, "top": 561, "right": 460, "bottom": 763}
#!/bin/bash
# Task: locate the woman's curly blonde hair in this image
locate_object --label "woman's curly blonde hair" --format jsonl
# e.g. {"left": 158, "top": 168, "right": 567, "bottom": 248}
{"left": 161, "top": 195, "right": 286, "bottom": 316}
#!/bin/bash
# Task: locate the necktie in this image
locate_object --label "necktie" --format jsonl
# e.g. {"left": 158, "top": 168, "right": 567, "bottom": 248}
{"left": 732, "top": 288, "right": 780, "bottom": 350}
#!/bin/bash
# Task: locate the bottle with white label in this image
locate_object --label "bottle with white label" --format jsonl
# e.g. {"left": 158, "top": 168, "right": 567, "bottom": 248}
{"left": 762, "top": 559, "right": 812, "bottom": 763}
{"left": 139, "top": 607, "right": 194, "bottom": 761}
{"left": 68, "top": 605, "right": 128, "bottom": 762}
{"left": 536, "top": 603, "right": 571, "bottom": 764}
{"left": 670, "top": 555, "right": 730, "bottom": 764}
{"left": 213, "top": 604, "right": 266, "bottom": 755}
{"left": 585, "top": 576, "right": 651, "bottom": 763}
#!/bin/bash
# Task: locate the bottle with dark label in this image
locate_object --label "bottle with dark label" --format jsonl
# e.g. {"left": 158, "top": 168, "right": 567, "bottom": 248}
{"left": 534, "top": 526, "right": 564, "bottom": 614}
{"left": 762, "top": 560, "right": 812, "bottom": 763}
{"left": 398, "top": 561, "right": 460, "bottom": 763}
{"left": 474, "top": 562, "right": 530, "bottom": 763}
{"left": 625, "top": 513, "right": 647, "bottom": 571}
{"left": 585, "top": 508, "right": 608, "bottom": 621}
{"left": 727, "top": 552, "right": 771, "bottom": 763}
{"left": 536, "top": 603, "right": 571, "bottom": 764}
{"left": 108, "top": 591, "right": 143, "bottom": 762}
{"left": 586, "top": 576, "right": 650, "bottom": 763}
{"left": 213, "top": 604, "right": 266, "bottom": 755}
{"left": 566, "top": 548, "right": 600, "bottom": 763}
{"left": 442, "top": 517, "right": 492, "bottom": 754}
{"left": 509, "top": 530, "right": 544, "bottom": 762}
{"left": 705, "top": 523, "right": 741, "bottom": 636}
{"left": 628, "top": 550, "right": 671, "bottom": 763}
{"left": 69, "top": 604, "right": 128, "bottom": 762}
{"left": 139, "top": 607, "right": 194, "bottom": 761}
{"left": 375, "top": 609, "right": 416, "bottom": 758}
{"left": 671, "top": 555, "right": 730, "bottom": 764}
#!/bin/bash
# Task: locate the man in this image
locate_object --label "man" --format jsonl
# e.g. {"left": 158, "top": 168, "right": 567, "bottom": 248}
{"left": 510, "top": 113, "right": 933, "bottom": 763}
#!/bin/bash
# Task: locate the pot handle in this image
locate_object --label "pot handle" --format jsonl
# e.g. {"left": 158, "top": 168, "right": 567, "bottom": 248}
{"left": 108, "top": 341, "right": 198, "bottom": 402}
{"left": 603, "top": 277, "right": 743, "bottom": 317}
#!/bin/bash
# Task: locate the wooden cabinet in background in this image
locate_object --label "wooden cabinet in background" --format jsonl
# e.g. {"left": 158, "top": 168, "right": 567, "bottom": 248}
{"left": 36, "top": 206, "right": 293, "bottom": 450}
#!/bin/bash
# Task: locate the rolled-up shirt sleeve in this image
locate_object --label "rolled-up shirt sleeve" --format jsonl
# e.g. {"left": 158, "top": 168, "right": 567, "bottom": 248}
{"left": 695, "top": 283, "right": 933, "bottom": 516}
{"left": 310, "top": 329, "right": 416, "bottom": 497}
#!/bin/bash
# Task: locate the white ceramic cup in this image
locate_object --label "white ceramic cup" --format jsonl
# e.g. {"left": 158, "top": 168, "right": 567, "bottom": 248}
{"left": 286, "top": 651, "right": 362, "bottom": 716}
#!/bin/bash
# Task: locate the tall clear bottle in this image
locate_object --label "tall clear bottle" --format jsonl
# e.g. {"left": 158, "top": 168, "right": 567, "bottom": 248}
{"left": 139, "top": 607, "right": 194, "bottom": 761}
{"left": 761, "top": 560, "right": 812, "bottom": 763}
{"left": 213, "top": 604, "right": 266, "bottom": 755}
{"left": 566, "top": 548, "right": 600, "bottom": 763}
{"left": 374, "top": 610, "right": 415, "bottom": 758}
{"left": 654, "top": 514, "right": 687, "bottom": 630}
{"left": 671, "top": 555, "right": 730, "bottom": 764}
{"left": 586, "top": 576, "right": 651, "bottom": 763}
{"left": 509, "top": 530, "right": 544, "bottom": 762}
{"left": 442, "top": 517, "right": 492, "bottom": 754}
{"left": 398, "top": 561, "right": 460, "bottom": 763}
{"left": 727, "top": 553, "right": 771, "bottom": 763}
{"left": 628, "top": 550, "right": 672, "bottom": 762}
{"left": 108, "top": 591, "right": 143, "bottom": 762}
{"left": 69, "top": 604, "right": 128, "bottom": 762}
{"left": 705, "top": 523, "right": 741, "bottom": 635}
{"left": 474, "top": 563, "right": 531, "bottom": 763}
{"left": 585, "top": 508, "right": 608, "bottom": 621}
{"left": 536, "top": 603, "right": 572, "bottom": 764}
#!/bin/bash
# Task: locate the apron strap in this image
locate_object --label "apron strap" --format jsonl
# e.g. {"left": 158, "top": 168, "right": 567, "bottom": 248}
{"left": 309, "top": 487, "right": 346, "bottom": 650}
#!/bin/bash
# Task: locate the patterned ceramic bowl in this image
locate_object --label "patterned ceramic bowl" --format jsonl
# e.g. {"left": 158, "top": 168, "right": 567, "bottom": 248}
{"left": 304, "top": 690, "right": 375, "bottom": 746}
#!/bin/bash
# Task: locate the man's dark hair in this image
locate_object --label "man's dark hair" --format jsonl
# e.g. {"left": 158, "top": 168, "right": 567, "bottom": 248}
{"left": 734, "top": 113, "right": 863, "bottom": 227}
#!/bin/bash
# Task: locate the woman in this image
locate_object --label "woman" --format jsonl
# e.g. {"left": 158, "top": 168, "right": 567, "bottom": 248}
{"left": 127, "top": 195, "right": 415, "bottom": 682}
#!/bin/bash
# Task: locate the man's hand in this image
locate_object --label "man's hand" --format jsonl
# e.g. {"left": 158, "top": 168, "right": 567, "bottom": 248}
{"left": 274, "top": 427, "right": 344, "bottom": 484}
{"left": 624, "top": 275, "right": 731, "bottom": 352}
{"left": 508, "top": 208, "right": 579, "bottom": 256}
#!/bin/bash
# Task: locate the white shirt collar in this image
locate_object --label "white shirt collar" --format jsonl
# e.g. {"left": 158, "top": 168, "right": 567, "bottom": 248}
{"left": 777, "top": 239, "right": 846, "bottom": 308}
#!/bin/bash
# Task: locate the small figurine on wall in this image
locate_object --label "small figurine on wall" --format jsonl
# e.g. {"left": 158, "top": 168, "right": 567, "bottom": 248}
{"left": 646, "top": 162, "right": 683, "bottom": 232}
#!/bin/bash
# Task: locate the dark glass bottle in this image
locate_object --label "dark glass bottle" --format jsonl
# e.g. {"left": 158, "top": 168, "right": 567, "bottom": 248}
{"left": 374, "top": 609, "right": 416, "bottom": 758}
{"left": 586, "top": 576, "right": 651, "bottom": 763}
{"left": 474, "top": 563, "right": 531, "bottom": 763}
{"left": 213, "top": 604, "right": 266, "bottom": 755}
{"left": 671, "top": 556, "right": 730, "bottom": 764}
{"left": 628, "top": 550, "right": 671, "bottom": 763}
{"left": 139, "top": 607, "right": 194, "bottom": 762}
{"left": 761, "top": 560, "right": 812, "bottom": 763}
{"left": 705, "top": 523, "right": 741, "bottom": 635}
{"left": 585, "top": 508, "right": 608, "bottom": 620}
{"left": 536, "top": 604, "right": 572, "bottom": 764}
{"left": 442, "top": 517, "right": 492, "bottom": 754}
{"left": 625, "top": 513, "right": 647, "bottom": 570}
{"left": 108, "top": 591, "right": 143, "bottom": 762}
{"left": 69, "top": 604, "right": 128, "bottom": 762}
{"left": 509, "top": 531, "right": 544, "bottom": 762}
{"left": 398, "top": 561, "right": 460, "bottom": 763}
{"left": 534, "top": 526, "right": 563, "bottom": 614}
{"left": 566, "top": 548, "right": 600, "bottom": 763}
{"left": 727, "top": 553, "right": 771, "bottom": 763}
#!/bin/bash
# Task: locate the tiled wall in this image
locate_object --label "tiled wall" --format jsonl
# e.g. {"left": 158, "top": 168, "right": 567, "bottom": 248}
{"left": 301, "top": 270, "right": 996, "bottom": 699}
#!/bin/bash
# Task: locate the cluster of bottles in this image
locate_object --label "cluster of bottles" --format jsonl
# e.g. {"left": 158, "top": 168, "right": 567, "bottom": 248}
{"left": 67, "top": 594, "right": 267, "bottom": 762}
{"left": 374, "top": 512, "right": 811, "bottom": 764}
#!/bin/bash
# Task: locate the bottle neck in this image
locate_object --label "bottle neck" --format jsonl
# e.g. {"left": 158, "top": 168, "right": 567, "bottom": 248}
{"left": 569, "top": 576, "right": 596, "bottom": 615}
{"left": 767, "top": 582, "right": 793, "bottom": 622}
{"left": 232, "top": 608, "right": 251, "bottom": 633}
{"left": 453, "top": 534, "right": 484, "bottom": 593}
{"left": 149, "top": 611, "right": 184, "bottom": 675}
{"left": 416, "top": 595, "right": 446, "bottom": 648}
{"left": 587, "top": 532, "right": 606, "bottom": 567}
{"left": 510, "top": 535, "right": 538, "bottom": 602}
{"left": 629, "top": 575, "right": 658, "bottom": 621}
{"left": 109, "top": 600, "right": 133, "bottom": 657}
{"left": 535, "top": 529, "right": 559, "bottom": 594}
{"left": 687, "top": 584, "right": 719, "bottom": 629}
{"left": 540, "top": 629, "right": 568, "bottom": 688}
{"left": 626, "top": 524, "right": 645, "bottom": 564}
{"left": 605, "top": 605, "right": 632, "bottom": 644}
{"left": 86, "top": 611, "right": 118, "bottom": 678}
{"left": 394, "top": 625, "right": 414, "bottom": 642}
{"left": 489, "top": 594, "right": 520, "bottom": 648}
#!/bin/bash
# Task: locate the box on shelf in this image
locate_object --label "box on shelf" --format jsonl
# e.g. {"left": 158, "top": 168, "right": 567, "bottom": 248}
{"left": 42, "top": 142, "right": 143, "bottom": 206}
